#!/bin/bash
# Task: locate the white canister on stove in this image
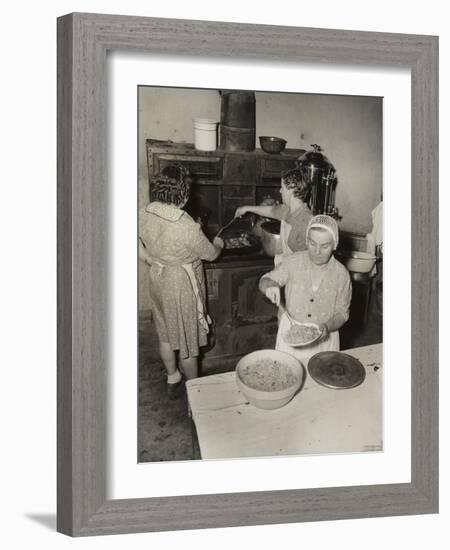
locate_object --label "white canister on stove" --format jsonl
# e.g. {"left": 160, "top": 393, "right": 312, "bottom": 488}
{"left": 194, "top": 118, "right": 218, "bottom": 151}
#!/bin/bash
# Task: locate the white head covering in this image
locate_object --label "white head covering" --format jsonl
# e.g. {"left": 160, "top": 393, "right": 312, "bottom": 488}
{"left": 306, "top": 214, "right": 339, "bottom": 250}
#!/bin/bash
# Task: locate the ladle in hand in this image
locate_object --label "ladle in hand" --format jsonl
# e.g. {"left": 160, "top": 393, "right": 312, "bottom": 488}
{"left": 216, "top": 215, "right": 241, "bottom": 237}
{"left": 278, "top": 301, "right": 295, "bottom": 326}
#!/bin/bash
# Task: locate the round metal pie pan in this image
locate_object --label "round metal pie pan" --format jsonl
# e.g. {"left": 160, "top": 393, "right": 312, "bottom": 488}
{"left": 308, "top": 351, "right": 366, "bottom": 389}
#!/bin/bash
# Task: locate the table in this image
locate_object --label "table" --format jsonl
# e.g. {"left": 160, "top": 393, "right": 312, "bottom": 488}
{"left": 186, "top": 344, "right": 382, "bottom": 460}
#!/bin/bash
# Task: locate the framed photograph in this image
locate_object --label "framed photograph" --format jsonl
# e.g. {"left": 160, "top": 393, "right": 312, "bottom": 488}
{"left": 57, "top": 13, "right": 438, "bottom": 536}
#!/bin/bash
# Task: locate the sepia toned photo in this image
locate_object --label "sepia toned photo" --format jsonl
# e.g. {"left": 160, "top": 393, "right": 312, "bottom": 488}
{"left": 137, "top": 86, "right": 383, "bottom": 462}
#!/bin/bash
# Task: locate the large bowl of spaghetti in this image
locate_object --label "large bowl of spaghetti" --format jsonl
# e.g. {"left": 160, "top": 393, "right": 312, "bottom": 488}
{"left": 235, "top": 350, "right": 305, "bottom": 410}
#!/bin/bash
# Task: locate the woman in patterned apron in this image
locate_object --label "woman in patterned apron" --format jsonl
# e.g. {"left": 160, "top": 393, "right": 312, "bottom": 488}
{"left": 139, "top": 165, "right": 224, "bottom": 397}
{"left": 234, "top": 168, "right": 312, "bottom": 264}
{"left": 259, "top": 215, "right": 352, "bottom": 366}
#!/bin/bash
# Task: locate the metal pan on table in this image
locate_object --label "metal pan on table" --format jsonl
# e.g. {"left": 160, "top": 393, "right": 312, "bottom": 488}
{"left": 308, "top": 351, "right": 366, "bottom": 389}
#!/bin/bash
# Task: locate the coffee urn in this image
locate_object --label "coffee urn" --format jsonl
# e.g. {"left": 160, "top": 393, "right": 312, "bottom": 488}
{"left": 297, "top": 144, "right": 339, "bottom": 218}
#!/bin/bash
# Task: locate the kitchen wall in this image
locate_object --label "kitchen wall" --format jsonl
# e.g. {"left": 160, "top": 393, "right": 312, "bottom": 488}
{"left": 138, "top": 86, "right": 383, "bottom": 233}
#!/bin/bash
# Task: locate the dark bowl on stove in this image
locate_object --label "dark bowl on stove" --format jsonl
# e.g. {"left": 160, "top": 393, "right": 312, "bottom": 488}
{"left": 222, "top": 231, "right": 261, "bottom": 256}
{"left": 259, "top": 136, "right": 287, "bottom": 154}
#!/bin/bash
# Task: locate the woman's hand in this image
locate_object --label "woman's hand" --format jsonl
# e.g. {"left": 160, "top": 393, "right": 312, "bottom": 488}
{"left": 318, "top": 323, "right": 329, "bottom": 340}
{"left": 234, "top": 206, "right": 248, "bottom": 218}
{"left": 213, "top": 236, "right": 224, "bottom": 248}
{"left": 265, "top": 286, "right": 280, "bottom": 306}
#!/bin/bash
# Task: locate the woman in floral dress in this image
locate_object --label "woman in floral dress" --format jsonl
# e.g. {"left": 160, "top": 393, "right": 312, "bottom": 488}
{"left": 139, "top": 165, "right": 224, "bottom": 395}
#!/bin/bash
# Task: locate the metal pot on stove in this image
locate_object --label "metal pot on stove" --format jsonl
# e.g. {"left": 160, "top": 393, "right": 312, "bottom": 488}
{"left": 251, "top": 196, "right": 280, "bottom": 239}
{"left": 260, "top": 220, "right": 282, "bottom": 257}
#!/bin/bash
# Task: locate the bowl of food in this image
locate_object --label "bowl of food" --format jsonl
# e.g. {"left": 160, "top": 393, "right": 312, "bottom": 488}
{"left": 235, "top": 350, "right": 305, "bottom": 410}
{"left": 336, "top": 250, "right": 376, "bottom": 273}
{"left": 259, "top": 136, "right": 287, "bottom": 154}
{"left": 282, "top": 321, "right": 322, "bottom": 348}
{"left": 223, "top": 231, "right": 261, "bottom": 255}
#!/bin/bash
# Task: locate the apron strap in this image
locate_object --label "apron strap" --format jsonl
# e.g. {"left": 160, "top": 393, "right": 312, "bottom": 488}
{"left": 274, "top": 219, "right": 293, "bottom": 266}
{"left": 181, "top": 263, "right": 211, "bottom": 333}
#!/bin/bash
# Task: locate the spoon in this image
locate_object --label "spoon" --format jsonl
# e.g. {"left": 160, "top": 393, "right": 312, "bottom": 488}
{"left": 216, "top": 215, "right": 241, "bottom": 237}
{"left": 278, "top": 302, "right": 295, "bottom": 326}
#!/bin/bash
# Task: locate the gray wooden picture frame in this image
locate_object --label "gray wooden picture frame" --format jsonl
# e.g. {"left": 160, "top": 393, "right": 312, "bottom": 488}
{"left": 57, "top": 12, "right": 439, "bottom": 537}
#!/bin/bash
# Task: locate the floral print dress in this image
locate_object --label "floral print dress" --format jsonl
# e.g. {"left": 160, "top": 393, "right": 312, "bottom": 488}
{"left": 139, "top": 202, "right": 220, "bottom": 359}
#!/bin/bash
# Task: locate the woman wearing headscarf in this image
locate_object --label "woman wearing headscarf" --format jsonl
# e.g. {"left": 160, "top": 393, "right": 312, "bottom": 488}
{"left": 259, "top": 214, "right": 352, "bottom": 365}
{"left": 139, "top": 165, "right": 224, "bottom": 397}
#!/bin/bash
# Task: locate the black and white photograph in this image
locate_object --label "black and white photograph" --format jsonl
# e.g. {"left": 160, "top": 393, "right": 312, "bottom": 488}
{"left": 138, "top": 86, "right": 383, "bottom": 462}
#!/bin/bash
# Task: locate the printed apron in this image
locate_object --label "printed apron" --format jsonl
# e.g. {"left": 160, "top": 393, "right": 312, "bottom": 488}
{"left": 150, "top": 257, "right": 211, "bottom": 333}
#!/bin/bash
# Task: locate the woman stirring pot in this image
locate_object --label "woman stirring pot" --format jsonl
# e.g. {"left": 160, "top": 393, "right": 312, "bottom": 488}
{"left": 259, "top": 215, "right": 352, "bottom": 365}
{"left": 139, "top": 165, "right": 224, "bottom": 397}
{"left": 234, "top": 168, "right": 312, "bottom": 265}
